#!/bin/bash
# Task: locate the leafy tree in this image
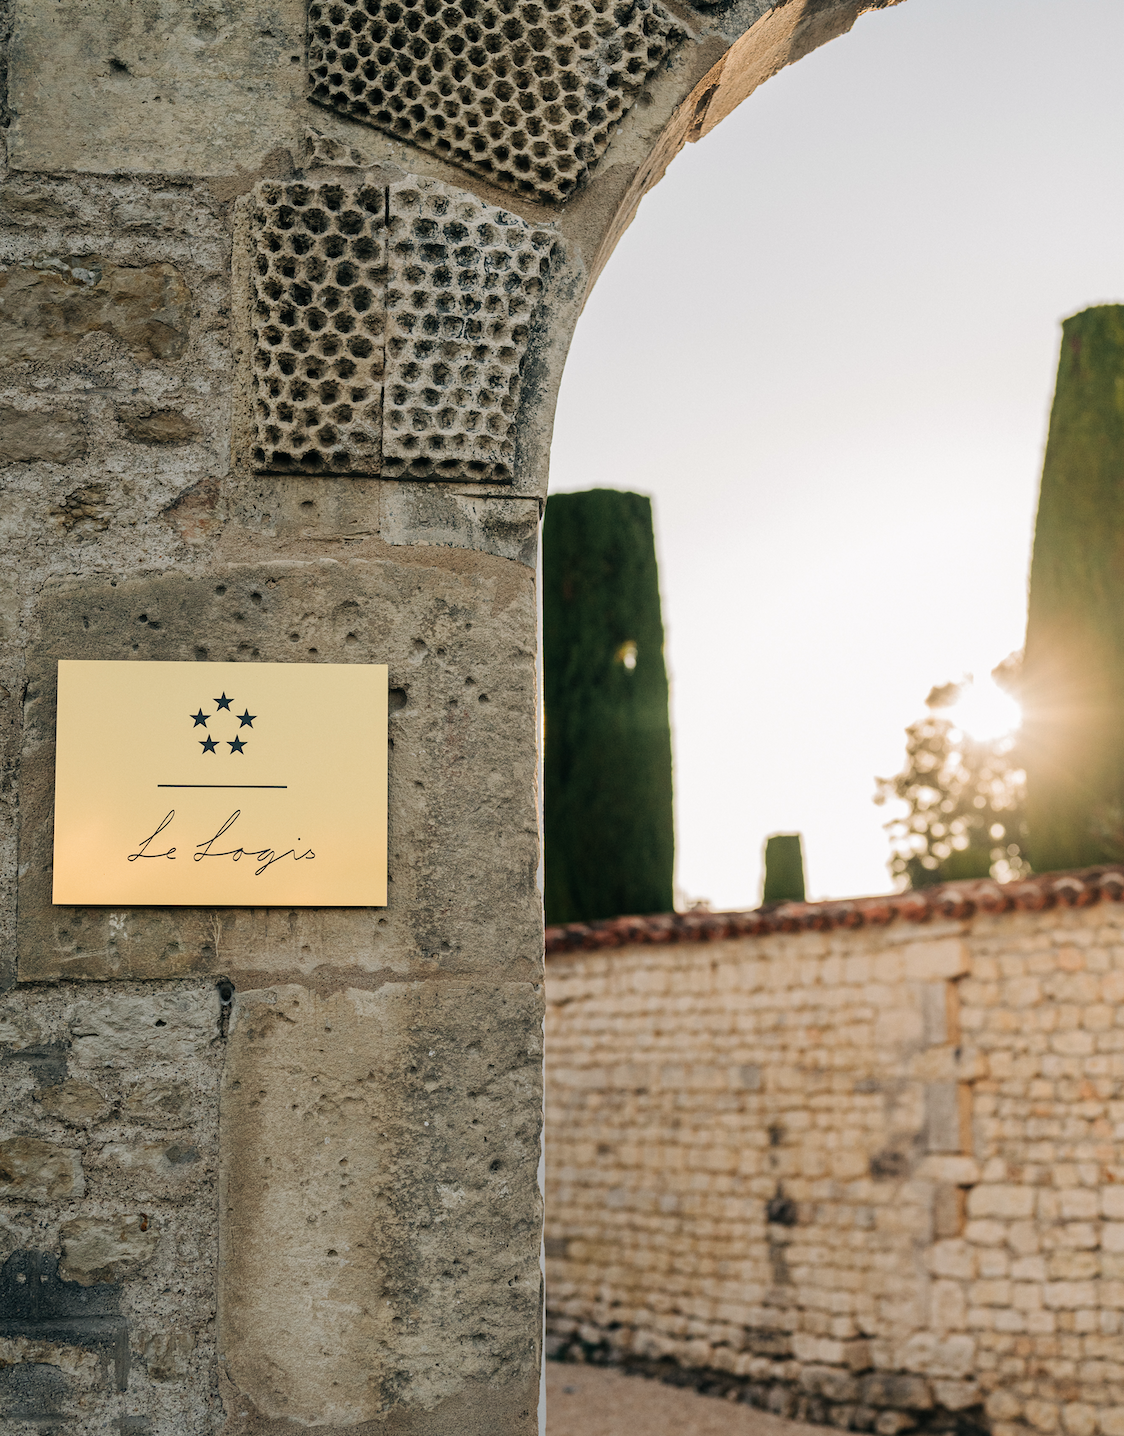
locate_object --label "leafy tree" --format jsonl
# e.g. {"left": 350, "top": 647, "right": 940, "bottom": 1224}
{"left": 875, "top": 677, "right": 1029, "bottom": 889}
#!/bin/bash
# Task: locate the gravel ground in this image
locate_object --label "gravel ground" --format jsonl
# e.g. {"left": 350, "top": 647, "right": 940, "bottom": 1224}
{"left": 546, "top": 1363, "right": 826, "bottom": 1436}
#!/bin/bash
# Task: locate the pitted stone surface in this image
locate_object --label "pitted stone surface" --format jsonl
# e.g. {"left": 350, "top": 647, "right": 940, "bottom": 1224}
{"left": 221, "top": 981, "right": 542, "bottom": 1427}
{"left": 68, "top": 991, "right": 219, "bottom": 1067}
{"left": 7, "top": 0, "right": 306, "bottom": 176}
{"left": 308, "top": 0, "right": 684, "bottom": 203}
{"left": 245, "top": 176, "right": 560, "bottom": 482}
{"left": 18, "top": 561, "right": 540, "bottom": 983}
{"left": 381, "top": 482, "right": 540, "bottom": 565}
{"left": 248, "top": 178, "right": 388, "bottom": 475}
{"left": 383, "top": 179, "right": 559, "bottom": 482}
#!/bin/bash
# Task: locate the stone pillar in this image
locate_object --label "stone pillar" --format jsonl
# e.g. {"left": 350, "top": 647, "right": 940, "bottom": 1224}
{"left": 0, "top": 0, "right": 900, "bottom": 1429}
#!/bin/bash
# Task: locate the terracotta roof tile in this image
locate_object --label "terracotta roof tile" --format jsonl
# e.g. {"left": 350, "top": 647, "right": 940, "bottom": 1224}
{"left": 544, "top": 866, "right": 1124, "bottom": 956}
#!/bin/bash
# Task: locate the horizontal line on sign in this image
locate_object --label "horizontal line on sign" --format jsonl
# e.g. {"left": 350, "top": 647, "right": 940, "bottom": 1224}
{"left": 157, "top": 784, "right": 288, "bottom": 789}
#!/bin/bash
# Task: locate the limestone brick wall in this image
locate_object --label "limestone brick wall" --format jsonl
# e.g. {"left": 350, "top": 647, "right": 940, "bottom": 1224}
{"left": 545, "top": 892, "right": 1124, "bottom": 1436}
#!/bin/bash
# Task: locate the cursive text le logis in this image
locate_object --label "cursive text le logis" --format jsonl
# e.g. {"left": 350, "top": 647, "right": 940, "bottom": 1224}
{"left": 128, "top": 809, "right": 316, "bottom": 876}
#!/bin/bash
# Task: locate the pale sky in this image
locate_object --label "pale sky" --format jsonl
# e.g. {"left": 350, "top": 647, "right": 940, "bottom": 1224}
{"left": 547, "top": 0, "right": 1124, "bottom": 910}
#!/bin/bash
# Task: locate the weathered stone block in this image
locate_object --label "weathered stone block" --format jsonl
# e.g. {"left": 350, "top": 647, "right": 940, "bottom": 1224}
{"left": 18, "top": 560, "right": 539, "bottom": 983}
{"left": 0, "top": 407, "right": 87, "bottom": 465}
{"left": 220, "top": 980, "right": 542, "bottom": 1429}
{"left": 239, "top": 174, "right": 562, "bottom": 484}
{"left": 1061, "top": 1403, "right": 1098, "bottom": 1436}
{"left": 986, "top": 1391, "right": 1024, "bottom": 1421}
{"left": 307, "top": 0, "right": 685, "bottom": 203}
{"left": 799, "top": 1364, "right": 860, "bottom": 1403}
{"left": 89, "top": 1139, "right": 204, "bottom": 1196}
{"left": 382, "top": 179, "right": 560, "bottom": 483}
{"left": 381, "top": 484, "right": 540, "bottom": 567}
{"left": 918, "top": 1156, "right": 979, "bottom": 1185}
{"left": 36, "top": 1080, "right": 109, "bottom": 1128}
{"left": 902, "top": 939, "right": 968, "bottom": 982}
{"left": 932, "top": 1380, "right": 981, "bottom": 1413}
{"left": 860, "top": 1372, "right": 933, "bottom": 1411}
{"left": 117, "top": 409, "right": 203, "bottom": 445}
{"left": 967, "top": 1184, "right": 1034, "bottom": 1220}
{"left": 929, "top": 1279, "right": 966, "bottom": 1333}
{"left": 919, "top": 982, "right": 949, "bottom": 1045}
{"left": 874, "top": 1412, "right": 917, "bottom": 1435}
{"left": 931, "top": 1185, "right": 967, "bottom": 1238}
{"left": 50, "top": 483, "right": 111, "bottom": 534}
{"left": 0, "top": 180, "right": 84, "bottom": 224}
{"left": 69, "top": 991, "right": 218, "bottom": 1066}
{"left": 141, "top": 1328, "right": 195, "bottom": 1382}
{"left": 1060, "top": 1187, "right": 1099, "bottom": 1220}
{"left": 792, "top": 1334, "right": 849, "bottom": 1366}
{"left": 898, "top": 1332, "right": 975, "bottom": 1379}
{"left": 1101, "top": 1224, "right": 1124, "bottom": 1253}
{"left": 924, "top": 1082, "right": 962, "bottom": 1153}
{"left": 0, "top": 257, "right": 191, "bottom": 367}
{"left": 122, "top": 1079, "right": 193, "bottom": 1127}
{"left": 1043, "top": 1279, "right": 1096, "bottom": 1309}
{"left": 58, "top": 1215, "right": 161, "bottom": 1285}
{"left": 8, "top": 0, "right": 305, "bottom": 176}
{"left": 1024, "top": 1399, "right": 1061, "bottom": 1433}
{"left": 0, "top": 1137, "right": 84, "bottom": 1203}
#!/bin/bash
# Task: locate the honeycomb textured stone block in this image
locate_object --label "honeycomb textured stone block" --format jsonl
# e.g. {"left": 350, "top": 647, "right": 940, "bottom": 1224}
{"left": 383, "top": 179, "right": 557, "bottom": 481}
{"left": 249, "top": 178, "right": 388, "bottom": 475}
{"left": 247, "top": 175, "right": 560, "bottom": 481}
{"left": 307, "top": 0, "right": 686, "bottom": 204}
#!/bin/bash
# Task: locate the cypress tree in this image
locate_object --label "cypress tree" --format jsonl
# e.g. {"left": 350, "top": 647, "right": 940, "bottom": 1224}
{"left": 762, "top": 833, "right": 806, "bottom": 904}
{"left": 542, "top": 489, "right": 674, "bottom": 923}
{"left": 1022, "top": 305, "right": 1124, "bottom": 872}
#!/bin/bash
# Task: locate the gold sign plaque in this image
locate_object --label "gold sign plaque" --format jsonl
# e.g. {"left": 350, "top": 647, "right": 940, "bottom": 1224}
{"left": 53, "top": 661, "right": 387, "bottom": 907}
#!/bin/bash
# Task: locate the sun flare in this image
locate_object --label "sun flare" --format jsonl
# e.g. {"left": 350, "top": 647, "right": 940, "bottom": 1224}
{"left": 946, "top": 677, "right": 1022, "bottom": 744}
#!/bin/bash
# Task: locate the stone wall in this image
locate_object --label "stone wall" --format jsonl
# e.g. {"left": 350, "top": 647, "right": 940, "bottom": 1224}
{"left": 545, "top": 875, "right": 1124, "bottom": 1436}
{"left": 0, "top": 980, "right": 224, "bottom": 1430}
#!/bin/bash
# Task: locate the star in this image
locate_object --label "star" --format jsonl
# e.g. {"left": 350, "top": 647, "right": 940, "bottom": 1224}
{"left": 190, "top": 709, "right": 209, "bottom": 727}
{"left": 214, "top": 692, "right": 233, "bottom": 711}
{"left": 200, "top": 736, "right": 218, "bottom": 753}
{"left": 228, "top": 736, "right": 247, "bottom": 754}
{"left": 237, "top": 709, "right": 256, "bottom": 728}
